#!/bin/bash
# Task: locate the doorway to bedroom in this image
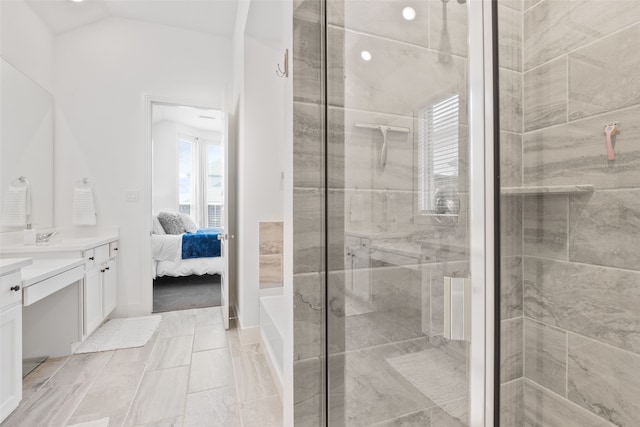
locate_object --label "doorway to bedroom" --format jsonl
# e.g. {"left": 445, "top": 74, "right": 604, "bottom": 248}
{"left": 151, "top": 103, "right": 225, "bottom": 313}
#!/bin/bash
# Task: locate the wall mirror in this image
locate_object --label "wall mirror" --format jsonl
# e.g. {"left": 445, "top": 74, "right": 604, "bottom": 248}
{"left": 0, "top": 58, "right": 54, "bottom": 232}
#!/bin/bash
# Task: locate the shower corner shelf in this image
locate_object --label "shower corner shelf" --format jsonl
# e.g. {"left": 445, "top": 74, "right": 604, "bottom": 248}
{"left": 500, "top": 185, "right": 595, "bottom": 196}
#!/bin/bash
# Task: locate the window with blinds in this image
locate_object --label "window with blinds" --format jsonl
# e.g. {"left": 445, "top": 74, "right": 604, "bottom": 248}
{"left": 418, "top": 94, "right": 460, "bottom": 213}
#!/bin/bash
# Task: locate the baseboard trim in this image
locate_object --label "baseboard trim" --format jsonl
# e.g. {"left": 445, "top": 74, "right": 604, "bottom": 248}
{"left": 237, "top": 317, "right": 261, "bottom": 345}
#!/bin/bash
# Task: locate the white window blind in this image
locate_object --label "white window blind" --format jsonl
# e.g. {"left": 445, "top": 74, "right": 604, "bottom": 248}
{"left": 418, "top": 94, "right": 460, "bottom": 213}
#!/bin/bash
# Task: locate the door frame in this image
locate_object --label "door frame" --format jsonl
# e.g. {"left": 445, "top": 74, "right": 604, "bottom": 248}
{"left": 468, "top": 0, "right": 497, "bottom": 425}
{"left": 143, "top": 95, "right": 229, "bottom": 319}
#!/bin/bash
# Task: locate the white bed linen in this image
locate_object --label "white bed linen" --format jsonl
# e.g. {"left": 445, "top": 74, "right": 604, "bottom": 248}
{"left": 156, "top": 256, "right": 223, "bottom": 278}
{"left": 151, "top": 234, "right": 181, "bottom": 262}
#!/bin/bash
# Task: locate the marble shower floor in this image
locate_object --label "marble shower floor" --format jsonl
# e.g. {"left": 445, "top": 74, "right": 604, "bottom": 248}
{"left": 1, "top": 307, "right": 282, "bottom": 427}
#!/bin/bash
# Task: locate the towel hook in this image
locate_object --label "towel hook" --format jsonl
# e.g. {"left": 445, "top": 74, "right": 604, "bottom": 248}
{"left": 276, "top": 49, "right": 289, "bottom": 78}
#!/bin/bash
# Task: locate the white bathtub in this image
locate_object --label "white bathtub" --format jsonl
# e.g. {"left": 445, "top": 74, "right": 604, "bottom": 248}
{"left": 260, "top": 291, "right": 287, "bottom": 396}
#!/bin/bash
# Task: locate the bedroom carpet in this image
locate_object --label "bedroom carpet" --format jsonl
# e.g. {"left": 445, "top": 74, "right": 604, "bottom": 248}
{"left": 153, "top": 274, "right": 221, "bottom": 313}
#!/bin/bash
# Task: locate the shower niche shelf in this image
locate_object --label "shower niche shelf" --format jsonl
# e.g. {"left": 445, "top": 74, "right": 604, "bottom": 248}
{"left": 501, "top": 185, "right": 595, "bottom": 196}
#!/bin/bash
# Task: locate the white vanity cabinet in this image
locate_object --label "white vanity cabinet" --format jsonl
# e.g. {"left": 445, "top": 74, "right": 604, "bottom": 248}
{"left": 82, "top": 241, "right": 119, "bottom": 336}
{"left": 0, "top": 259, "right": 31, "bottom": 423}
{"left": 0, "top": 234, "right": 120, "bottom": 341}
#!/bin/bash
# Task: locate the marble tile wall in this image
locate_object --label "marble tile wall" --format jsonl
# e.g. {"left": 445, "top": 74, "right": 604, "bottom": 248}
{"left": 497, "top": 2, "right": 526, "bottom": 423}
{"left": 259, "top": 221, "right": 283, "bottom": 289}
{"left": 501, "top": 1, "right": 640, "bottom": 425}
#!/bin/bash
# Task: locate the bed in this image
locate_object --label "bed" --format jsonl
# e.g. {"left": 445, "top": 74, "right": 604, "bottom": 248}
{"left": 152, "top": 228, "right": 224, "bottom": 278}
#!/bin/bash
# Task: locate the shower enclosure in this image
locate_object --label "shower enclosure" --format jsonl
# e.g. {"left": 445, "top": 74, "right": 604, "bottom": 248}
{"left": 292, "top": 0, "right": 640, "bottom": 425}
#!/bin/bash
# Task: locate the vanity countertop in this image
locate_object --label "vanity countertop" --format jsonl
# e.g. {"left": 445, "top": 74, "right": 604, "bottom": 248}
{"left": 0, "top": 258, "right": 33, "bottom": 276}
{"left": 0, "top": 233, "right": 118, "bottom": 255}
{"left": 21, "top": 258, "right": 85, "bottom": 288}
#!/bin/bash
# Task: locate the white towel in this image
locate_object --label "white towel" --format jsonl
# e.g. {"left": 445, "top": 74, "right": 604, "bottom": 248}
{"left": 1, "top": 185, "right": 31, "bottom": 227}
{"left": 72, "top": 187, "right": 97, "bottom": 226}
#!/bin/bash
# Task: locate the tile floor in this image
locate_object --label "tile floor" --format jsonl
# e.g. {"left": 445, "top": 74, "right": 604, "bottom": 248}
{"left": 1, "top": 307, "right": 283, "bottom": 427}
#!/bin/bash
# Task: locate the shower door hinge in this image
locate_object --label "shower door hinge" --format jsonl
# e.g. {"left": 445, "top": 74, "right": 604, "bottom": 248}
{"left": 443, "top": 277, "right": 471, "bottom": 342}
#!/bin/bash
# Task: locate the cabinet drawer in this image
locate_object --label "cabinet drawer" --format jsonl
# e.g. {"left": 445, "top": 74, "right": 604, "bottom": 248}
{"left": 0, "top": 272, "right": 22, "bottom": 310}
{"left": 83, "top": 249, "right": 95, "bottom": 268}
{"left": 109, "top": 241, "right": 119, "bottom": 258}
{"left": 94, "top": 244, "right": 110, "bottom": 264}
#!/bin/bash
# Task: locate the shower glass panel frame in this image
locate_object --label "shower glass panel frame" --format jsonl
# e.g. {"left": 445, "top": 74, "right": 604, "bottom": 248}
{"left": 319, "top": 0, "right": 498, "bottom": 425}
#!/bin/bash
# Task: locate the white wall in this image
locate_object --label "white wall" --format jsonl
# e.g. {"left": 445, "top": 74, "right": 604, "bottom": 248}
{"left": 152, "top": 119, "right": 220, "bottom": 214}
{"left": 152, "top": 121, "right": 178, "bottom": 213}
{"left": 0, "top": 0, "right": 54, "bottom": 93}
{"left": 236, "top": 35, "right": 285, "bottom": 329}
{"left": 53, "top": 17, "right": 231, "bottom": 316}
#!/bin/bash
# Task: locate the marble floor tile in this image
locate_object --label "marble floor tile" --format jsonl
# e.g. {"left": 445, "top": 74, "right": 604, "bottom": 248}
{"left": 194, "top": 306, "right": 223, "bottom": 326}
{"left": 146, "top": 335, "right": 193, "bottom": 371}
{"left": 46, "top": 352, "right": 113, "bottom": 387}
{"left": 386, "top": 347, "right": 466, "bottom": 410}
{"left": 3, "top": 382, "right": 93, "bottom": 427}
{"left": 67, "top": 361, "right": 145, "bottom": 427}
{"left": 343, "top": 350, "right": 434, "bottom": 426}
{"left": 21, "top": 356, "right": 69, "bottom": 403}
{"left": 192, "top": 323, "right": 227, "bottom": 352}
{"left": 370, "top": 409, "right": 430, "bottom": 427}
{"left": 125, "top": 366, "right": 190, "bottom": 425}
{"left": 188, "top": 348, "right": 233, "bottom": 393}
{"left": 239, "top": 396, "right": 283, "bottom": 427}
{"left": 182, "top": 388, "right": 240, "bottom": 427}
{"left": 5, "top": 307, "right": 280, "bottom": 427}
{"left": 135, "top": 418, "right": 182, "bottom": 427}
{"left": 158, "top": 311, "right": 197, "bottom": 337}
{"left": 228, "top": 332, "right": 279, "bottom": 403}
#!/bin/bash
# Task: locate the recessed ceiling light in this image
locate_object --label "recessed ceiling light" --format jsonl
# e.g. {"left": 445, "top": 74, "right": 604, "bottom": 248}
{"left": 71, "top": 0, "right": 85, "bottom": 3}
{"left": 402, "top": 6, "right": 416, "bottom": 21}
{"left": 360, "top": 50, "right": 372, "bottom": 61}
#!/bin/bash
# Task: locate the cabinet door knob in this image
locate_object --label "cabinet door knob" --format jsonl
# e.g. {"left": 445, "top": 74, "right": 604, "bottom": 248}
{"left": 89, "top": 257, "right": 95, "bottom": 260}
{"left": 114, "top": 248, "right": 118, "bottom": 251}
{"left": 100, "top": 269, "right": 105, "bottom": 273}
{"left": 105, "top": 267, "right": 110, "bottom": 270}
{"left": 10, "top": 285, "right": 20, "bottom": 292}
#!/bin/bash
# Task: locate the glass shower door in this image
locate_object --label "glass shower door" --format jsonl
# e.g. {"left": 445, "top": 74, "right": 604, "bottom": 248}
{"left": 325, "top": 0, "right": 494, "bottom": 425}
